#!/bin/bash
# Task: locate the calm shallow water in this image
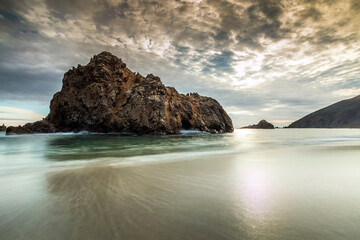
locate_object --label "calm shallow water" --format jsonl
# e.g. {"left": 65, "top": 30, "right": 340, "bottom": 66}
{"left": 0, "top": 129, "right": 360, "bottom": 239}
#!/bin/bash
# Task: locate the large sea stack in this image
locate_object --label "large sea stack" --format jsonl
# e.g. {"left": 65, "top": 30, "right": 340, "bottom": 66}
{"left": 6, "top": 52, "right": 233, "bottom": 135}
{"left": 288, "top": 95, "right": 360, "bottom": 128}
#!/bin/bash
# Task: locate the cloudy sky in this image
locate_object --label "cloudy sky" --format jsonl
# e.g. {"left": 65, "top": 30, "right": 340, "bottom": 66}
{"left": 0, "top": 0, "right": 359, "bottom": 127}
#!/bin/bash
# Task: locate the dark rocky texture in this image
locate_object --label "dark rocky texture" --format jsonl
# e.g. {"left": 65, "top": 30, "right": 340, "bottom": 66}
{"left": 288, "top": 95, "right": 360, "bottom": 128}
{"left": 6, "top": 52, "right": 233, "bottom": 135}
{"left": 6, "top": 121, "right": 56, "bottom": 135}
{"left": 241, "top": 120, "right": 275, "bottom": 129}
{"left": 0, "top": 124, "right": 6, "bottom": 132}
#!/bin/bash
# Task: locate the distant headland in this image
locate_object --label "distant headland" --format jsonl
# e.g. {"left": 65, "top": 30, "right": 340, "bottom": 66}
{"left": 6, "top": 52, "right": 233, "bottom": 135}
{"left": 288, "top": 95, "right": 360, "bottom": 128}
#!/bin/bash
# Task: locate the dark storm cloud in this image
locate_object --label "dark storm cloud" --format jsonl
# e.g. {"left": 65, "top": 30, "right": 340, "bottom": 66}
{"left": 176, "top": 27, "right": 214, "bottom": 47}
{"left": 0, "top": 65, "right": 61, "bottom": 101}
{"left": 0, "top": 0, "right": 28, "bottom": 14}
{"left": 243, "top": 0, "right": 286, "bottom": 39}
{"left": 92, "top": 1, "right": 135, "bottom": 31}
{"left": 206, "top": 0, "right": 244, "bottom": 32}
{"left": 214, "top": 30, "right": 230, "bottom": 42}
{"left": 205, "top": 0, "right": 287, "bottom": 50}
{"left": 0, "top": 10, "right": 24, "bottom": 22}
{"left": 256, "top": 0, "right": 283, "bottom": 20}
{"left": 44, "top": 0, "right": 93, "bottom": 16}
{"left": 0, "top": 16, "right": 60, "bottom": 101}
{"left": 298, "top": 27, "right": 358, "bottom": 50}
{"left": 299, "top": 7, "right": 323, "bottom": 22}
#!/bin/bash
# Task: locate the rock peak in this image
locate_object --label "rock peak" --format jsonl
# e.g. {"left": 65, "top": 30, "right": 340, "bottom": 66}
{"left": 89, "top": 51, "right": 125, "bottom": 66}
{"left": 97, "top": 51, "right": 116, "bottom": 57}
{"left": 93, "top": 51, "right": 120, "bottom": 60}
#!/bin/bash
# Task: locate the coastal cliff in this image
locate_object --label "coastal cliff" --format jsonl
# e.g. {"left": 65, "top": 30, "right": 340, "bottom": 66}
{"left": 6, "top": 52, "right": 233, "bottom": 135}
{"left": 288, "top": 95, "right": 360, "bottom": 128}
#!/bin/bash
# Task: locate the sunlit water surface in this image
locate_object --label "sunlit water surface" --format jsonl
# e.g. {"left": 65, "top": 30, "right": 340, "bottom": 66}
{"left": 0, "top": 129, "right": 360, "bottom": 239}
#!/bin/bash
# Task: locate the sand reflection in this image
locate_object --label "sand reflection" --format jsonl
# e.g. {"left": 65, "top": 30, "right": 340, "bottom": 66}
{"left": 45, "top": 160, "right": 242, "bottom": 240}
{"left": 232, "top": 157, "right": 274, "bottom": 221}
{"left": 47, "top": 165, "right": 159, "bottom": 239}
{"left": 240, "top": 167, "right": 271, "bottom": 217}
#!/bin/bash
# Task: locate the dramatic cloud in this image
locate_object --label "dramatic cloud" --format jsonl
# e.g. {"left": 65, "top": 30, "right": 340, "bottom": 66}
{"left": 0, "top": 0, "right": 359, "bottom": 126}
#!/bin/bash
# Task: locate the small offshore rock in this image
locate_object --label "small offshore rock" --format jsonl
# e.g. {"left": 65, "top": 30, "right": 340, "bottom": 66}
{"left": 241, "top": 120, "right": 275, "bottom": 129}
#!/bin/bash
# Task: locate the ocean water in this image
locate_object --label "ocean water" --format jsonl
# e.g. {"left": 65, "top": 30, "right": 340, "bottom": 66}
{"left": 0, "top": 129, "right": 360, "bottom": 240}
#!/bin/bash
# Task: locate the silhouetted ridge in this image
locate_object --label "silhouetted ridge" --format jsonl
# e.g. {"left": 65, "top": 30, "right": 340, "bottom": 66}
{"left": 288, "top": 95, "right": 360, "bottom": 128}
